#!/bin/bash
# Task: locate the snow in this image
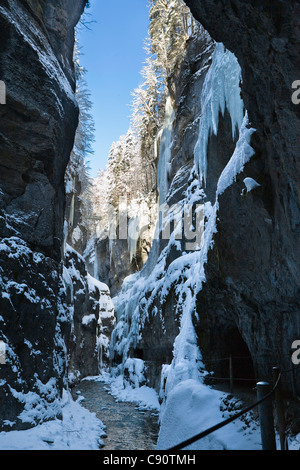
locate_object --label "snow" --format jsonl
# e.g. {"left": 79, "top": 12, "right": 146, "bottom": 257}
{"left": 62, "top": 265, "right": 74, "bottom": 303}
{"left": 194, "top": 43, "right": 244, "bottom": 185}
{"left": 243, "top": 177, "right": 261, "bottom": 194}
{"left": 82, "top": 314, "right": 96, "bottom": 326}
{"left": 71, "top": 226, "right": 82, "bottom": 245}
{"left": 155, "top": 115, "right": 256, "bottom": 451}
{"left": 87, "top": 273, "right": 110, "bottom": 295}
{"left": 0, "top": 390, "right": 105, "bottom": 450}
{"left": 157, "top": 379, "right": 261, "bottom": 450}
{"left": 217, "top": 114, "right": 256, "bottom": 195}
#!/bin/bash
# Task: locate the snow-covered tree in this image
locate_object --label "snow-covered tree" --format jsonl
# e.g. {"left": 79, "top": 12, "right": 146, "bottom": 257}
{"left": 149, "top": 0, "right": 196, "bottom": 79}
{"left": 89, "top": 1, "right": 203, "bottom": 267}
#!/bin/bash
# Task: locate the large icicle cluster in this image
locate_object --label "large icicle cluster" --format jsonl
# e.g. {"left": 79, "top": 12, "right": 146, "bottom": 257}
{"left": 194, "top": 43, "right": 244, "bottom": 185}
{"left": 157, "top": 96, "right": 175, "bottom": 205}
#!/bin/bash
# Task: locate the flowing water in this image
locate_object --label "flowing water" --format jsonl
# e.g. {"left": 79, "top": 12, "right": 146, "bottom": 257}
{"left": 71, "top": 380, "right": 159, "bottom": 450}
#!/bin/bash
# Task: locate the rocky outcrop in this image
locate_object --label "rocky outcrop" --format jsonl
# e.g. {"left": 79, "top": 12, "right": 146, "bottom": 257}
{"left": 0, "top": 0, "right": 87, "bottom": 430}
{"left": 183, "top": 0, "right": 300, "bottom": 389}
{"left": 64, "top": 246, "right": 115, "bottom": 386}
{"left": 86, "top": 193, "right": 158, "bottom": 298}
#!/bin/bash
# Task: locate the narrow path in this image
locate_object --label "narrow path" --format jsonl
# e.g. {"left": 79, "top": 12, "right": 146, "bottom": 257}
{"left": 71, "top": 380, "right": 159, "bottom": 450}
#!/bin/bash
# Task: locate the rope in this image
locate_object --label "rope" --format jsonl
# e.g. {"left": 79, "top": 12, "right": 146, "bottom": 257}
{"left": 167, "top": 372, "right": 282, "bottom": 451}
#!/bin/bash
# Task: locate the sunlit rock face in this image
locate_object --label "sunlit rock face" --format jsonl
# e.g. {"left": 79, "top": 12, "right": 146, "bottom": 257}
{"left": 64, "top": 245, "right": 115, "bottom": 387}
{"left": 184, "top": 0, "right": 300, "bottom": 389}
{"left": 0, "top": 0, "right": 86, "bottom": 430}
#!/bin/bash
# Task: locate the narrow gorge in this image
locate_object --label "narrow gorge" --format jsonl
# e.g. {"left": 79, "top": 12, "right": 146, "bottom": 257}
{"left": 0, "top": 0, "right": 299, "bottom": 452}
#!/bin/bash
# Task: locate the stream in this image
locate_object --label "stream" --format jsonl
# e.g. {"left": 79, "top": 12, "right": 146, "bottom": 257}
{"left": 71, "top": 379, "right": 160, "bottom": 450}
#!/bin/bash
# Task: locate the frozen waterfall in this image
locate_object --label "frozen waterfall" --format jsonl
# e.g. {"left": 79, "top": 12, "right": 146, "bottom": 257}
{"left": 194, "top": 43, "right": 244, "bottom": 186}
{"left": 157, "top": 95, "right": 175, "bottom": 205}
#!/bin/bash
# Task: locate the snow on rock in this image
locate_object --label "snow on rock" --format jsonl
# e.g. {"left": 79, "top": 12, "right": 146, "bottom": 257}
{"left": 0, "top": 235, "right": 70, "bottom": 430}
{"left": 0, "top": 390, "right": 105, "bottom": 450}
{"left": 156, "top": 115, "right": 256, "bottom": 451}
{"left": 86, "top": 273, "right": 115, "bottom": 371}
{"left": 82, "top": 314, "right": 96, "bottom": 326}
{"left": 216, "top": 116, "right": 256, "bottom": 196}
{"left": 89, "top": 372, "right": 160, "bottom": 413}
{"left": 242, "top": 177, "right": 261, "bottom": 194}
{"left": 123, "top": 358, "right": 146, "bottom": 389}
{"left": 157, "top": 95, "right": 175, "bottom": 205}
{"left": 110, "top": 41, "right": 258, "bottom": 450}
{"left": 0, "top": 0, "right": 76, "bottom": 107}
{"left": 157, "top": 379, "right": 261, "bottom": 450}
{"left": 63, "top": 245, "right": 115, "bottom": 381}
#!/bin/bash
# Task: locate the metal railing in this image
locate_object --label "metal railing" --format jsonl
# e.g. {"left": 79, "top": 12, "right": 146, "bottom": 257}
{"left": 167, "top": 363, "right": 299, "bottom": 451}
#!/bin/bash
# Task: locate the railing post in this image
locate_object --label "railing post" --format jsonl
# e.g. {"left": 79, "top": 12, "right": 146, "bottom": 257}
{"left": 229, "top": 355, "right": 233, "bottom": 394}
{"left": 257, "top": 381, "right": 276, "bottom": 451}
{"left": 272, "top": 367, "right": 288, "bottom": 450}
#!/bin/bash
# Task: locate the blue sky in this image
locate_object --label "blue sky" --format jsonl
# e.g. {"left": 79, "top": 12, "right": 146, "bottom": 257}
{"left": 77, "top": 0, "right": 150, "bottom": 177}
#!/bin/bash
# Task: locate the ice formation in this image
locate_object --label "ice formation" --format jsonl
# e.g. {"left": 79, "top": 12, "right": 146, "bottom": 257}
{"left": 157, "top": 95, "right": 175, "bottom": 205}
{"left": 194, "top": 43, "right": 245, "bottom": 185}
{"left": 243, "top": 177, "right": 261, "bottom": 194}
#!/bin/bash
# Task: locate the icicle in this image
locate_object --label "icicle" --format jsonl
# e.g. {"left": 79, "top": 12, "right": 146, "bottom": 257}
{"left": 128, "top": 214, "right": 141, "bottom": 262}
{"left": 68, "top": 177, "right": 76, "bottom": 229}
{"left": 93, "top": 241, "right": 99, "bottom": 280}
{"left": 108, "top": 214, "right": 117, "bottom": 265}
{"left": 69, "top": 194, "right": 75, "bottom": 228}
{"left": 127, "top": 199, "right": 151, "bottom": 263}
{"left": 62, "top": 220, "right": 68, "bottom": 257}
{"left": 157, "top": 95, "right": 175, "bottom": 205}
{"left": 194, "top": 43, "right": 244, "bottom": 185}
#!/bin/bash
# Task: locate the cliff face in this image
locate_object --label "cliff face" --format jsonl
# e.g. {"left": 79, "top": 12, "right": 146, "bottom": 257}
{"left": 111, "top": 2, "right": 300, "bottom": 404}
{"left": 0, "top": 0, "right": 86, "bottom": 430}
{"left": 184, "top": 0, "right": 300, "bottom": 385}
{"left": 110, "top": 31, "right": 216, "bottom": 392}
{"left": 64, "top": 246, "right": 115, "bottom": 386}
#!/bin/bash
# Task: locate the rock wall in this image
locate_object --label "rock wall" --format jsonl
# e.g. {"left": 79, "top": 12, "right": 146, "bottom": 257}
{"left": 64, "top": 246, "right": 115, "bottom": 386}
{"left": 0, "top": 0, "right": 87, "bottom": 430}
{"left": 184, "top": 0, "right": 300, "bottom": 387}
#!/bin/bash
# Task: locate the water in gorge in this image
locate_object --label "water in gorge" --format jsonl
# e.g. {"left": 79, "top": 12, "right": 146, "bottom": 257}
{"left": 71, "top": 380, "right": 160, "bottom": 451}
